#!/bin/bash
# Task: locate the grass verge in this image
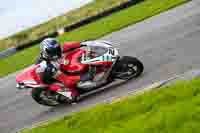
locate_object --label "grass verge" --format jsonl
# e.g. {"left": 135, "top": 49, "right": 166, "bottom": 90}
{"left": 0, "top": 0, "right": 189, "bottom": 77}
{"left": 0, "top": 0, "right": 129, "bottom": 51}
{"left": 20, "top": 78, "right": 200, "bottom": 133}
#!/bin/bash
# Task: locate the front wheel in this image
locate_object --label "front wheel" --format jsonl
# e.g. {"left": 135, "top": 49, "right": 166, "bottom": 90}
{"left": 112, "top": 56, "right": 144, "bottom": 80}
{"left": 31, "top": 88, "right": 60, "bottom": 106}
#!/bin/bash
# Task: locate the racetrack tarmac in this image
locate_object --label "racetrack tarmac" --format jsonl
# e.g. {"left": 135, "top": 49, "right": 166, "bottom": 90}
{"left": 0, "top": 1, "right": 200, "bottom": 132}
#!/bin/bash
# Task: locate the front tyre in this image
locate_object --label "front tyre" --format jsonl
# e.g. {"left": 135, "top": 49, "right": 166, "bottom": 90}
{"left": 112, "top": 56, "right": 144, "bottom": 80}
{"left": 31, "top": 88, "right": 60, "bottom": 106}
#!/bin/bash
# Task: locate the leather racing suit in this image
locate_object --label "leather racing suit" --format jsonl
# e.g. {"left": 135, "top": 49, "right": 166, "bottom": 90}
{"left": 35, "top": 41, "right": 113, "bottom": 101}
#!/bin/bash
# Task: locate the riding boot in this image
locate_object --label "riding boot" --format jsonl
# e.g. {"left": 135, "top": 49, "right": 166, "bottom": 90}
{"left": 55, "top": 73, "right": 80, "bottom": 102}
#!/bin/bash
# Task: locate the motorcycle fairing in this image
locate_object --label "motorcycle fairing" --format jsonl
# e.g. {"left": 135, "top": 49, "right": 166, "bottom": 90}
{"left": 80, "top": 47, "right": 119, "bottom": 65}
{"left": 16, "top": 65, "right": 48, "bottom": 88}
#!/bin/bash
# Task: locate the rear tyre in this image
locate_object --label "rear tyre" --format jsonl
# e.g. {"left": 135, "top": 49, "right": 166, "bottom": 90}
{"left": 31, "top": 88, "right": 60, "bottom": 106}
{"left": 112, "top": 56, "right": 144, "bottom": 80}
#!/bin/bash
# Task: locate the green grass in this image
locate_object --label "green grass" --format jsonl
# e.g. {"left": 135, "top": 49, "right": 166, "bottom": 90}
{"left": 20, "top": 78, "right": 200, "bottom": 133}
{"left": 0, "top": 0, "right": 128, "bottom": 51}
{"left": 0, "top": 0, "right": 189, "bottom": 77}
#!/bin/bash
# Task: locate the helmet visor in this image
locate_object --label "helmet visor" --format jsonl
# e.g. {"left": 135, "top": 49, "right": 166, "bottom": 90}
{"left": 46, "top": 46, "right": 62, "bottom": 60}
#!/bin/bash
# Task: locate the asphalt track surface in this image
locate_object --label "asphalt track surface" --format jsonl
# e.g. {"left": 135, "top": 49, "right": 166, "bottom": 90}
{"left": 0, "top": 1, "right": 200, "bottom": 132}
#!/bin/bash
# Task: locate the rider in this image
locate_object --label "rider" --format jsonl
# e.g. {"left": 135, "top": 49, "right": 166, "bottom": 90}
{"left": 35, "top": 38, "right": 112, "bottom": 102}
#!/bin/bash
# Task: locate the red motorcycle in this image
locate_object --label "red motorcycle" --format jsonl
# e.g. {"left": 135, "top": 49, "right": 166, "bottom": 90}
{"left": 16, "top": 41, "right": 143, "bottom": 106}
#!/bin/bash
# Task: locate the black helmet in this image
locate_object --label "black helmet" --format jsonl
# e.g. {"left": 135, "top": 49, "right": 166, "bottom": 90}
{"left": 40, "top": 38, "right": 62, "bottom": 60}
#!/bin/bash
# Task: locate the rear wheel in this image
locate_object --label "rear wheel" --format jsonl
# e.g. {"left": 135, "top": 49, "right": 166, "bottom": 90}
{"left": 112, "top": 56, "right": 143, "bottom": 80}
{"left": 31, "top": 88, "right": 60, "bottom": 106}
